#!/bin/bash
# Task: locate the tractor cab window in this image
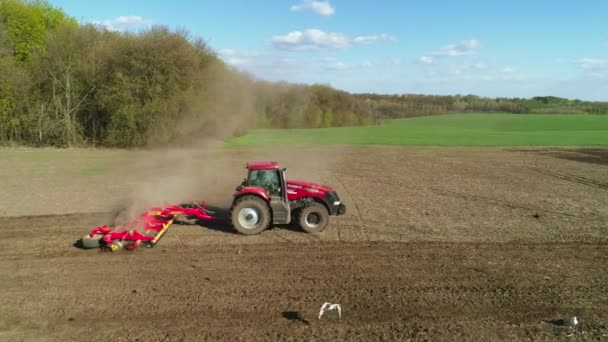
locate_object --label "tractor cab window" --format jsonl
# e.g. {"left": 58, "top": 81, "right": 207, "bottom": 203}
{"left": 249, "top": 169, "right": 281, "bottom": 195}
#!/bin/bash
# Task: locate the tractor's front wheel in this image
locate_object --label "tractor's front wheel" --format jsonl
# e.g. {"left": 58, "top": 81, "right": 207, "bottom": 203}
{"left": 231, "top": 196, "right": 271, "bottom": 235}
{"left": 297, "top": 202, "right": 329, "bottom": 233}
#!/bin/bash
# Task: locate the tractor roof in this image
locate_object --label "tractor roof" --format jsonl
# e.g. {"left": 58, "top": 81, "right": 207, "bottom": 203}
{"left": 246, "top": 161, "right": 280, "bottom": 170}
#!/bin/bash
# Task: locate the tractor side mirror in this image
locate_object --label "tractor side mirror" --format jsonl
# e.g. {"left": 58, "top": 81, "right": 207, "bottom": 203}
{"left": 235, "top": 178, "right": 247, "bottom": 191}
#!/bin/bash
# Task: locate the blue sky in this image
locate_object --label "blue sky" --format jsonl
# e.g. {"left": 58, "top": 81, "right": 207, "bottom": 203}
{"left": 50, "top": 0, "right": 608, "bottom": 100}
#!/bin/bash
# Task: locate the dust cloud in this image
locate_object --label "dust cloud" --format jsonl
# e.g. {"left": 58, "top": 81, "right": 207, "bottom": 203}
{"left": 111, "top": 65, "right": 352, "bottom": 224}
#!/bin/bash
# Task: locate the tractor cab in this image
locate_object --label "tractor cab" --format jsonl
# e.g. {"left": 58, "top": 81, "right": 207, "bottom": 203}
{"left": 244, "top": 162, "right": 286, "bottom": 200}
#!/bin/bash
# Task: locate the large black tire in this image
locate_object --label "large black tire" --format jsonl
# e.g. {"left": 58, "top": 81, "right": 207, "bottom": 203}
{"left": 297, "top": 202, "right": 329, "bottom": 233}
{"left": 231, "top": 196, "right": 271, "bottom": 235}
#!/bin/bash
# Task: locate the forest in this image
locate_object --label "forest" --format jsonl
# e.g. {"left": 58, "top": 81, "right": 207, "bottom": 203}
{"left": 1, "top": 0, "right": 606, "bottom": 148}
{"left": 356, "top": 94, "right": 608, "bottom": 121}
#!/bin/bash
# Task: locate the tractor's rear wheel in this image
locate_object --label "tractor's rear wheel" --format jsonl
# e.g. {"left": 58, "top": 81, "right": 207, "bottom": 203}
{"left": 297, "top": 202, "right": 329, "bottom": 233}
{"left": 231, "top": 196, "right": 271, "bottom": 235}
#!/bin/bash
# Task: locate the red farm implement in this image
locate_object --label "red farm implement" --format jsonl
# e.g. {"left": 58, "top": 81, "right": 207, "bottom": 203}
{"left": 79, "top": 201, "right": 217, "bottom": 251}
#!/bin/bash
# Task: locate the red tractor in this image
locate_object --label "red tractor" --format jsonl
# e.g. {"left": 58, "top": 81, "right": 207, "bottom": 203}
{"left": 230, "top": 161, "right": 346, "bottom": 235}
{"left": 79, "top": 161, "right": 345, "bottom": 250}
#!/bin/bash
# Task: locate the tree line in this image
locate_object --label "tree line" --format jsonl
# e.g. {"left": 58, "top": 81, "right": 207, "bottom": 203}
{"left": 0, "top": 0, "right": 374, "bottom": 147}
{"left": 356, "top": 94, "right": 608, "bottom": 121}
{"left": 1, "top": 0, "right": 606, "bottom": 148}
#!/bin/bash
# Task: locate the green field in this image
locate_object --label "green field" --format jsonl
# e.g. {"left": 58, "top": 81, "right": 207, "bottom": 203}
{"left": 225, "top": 113, "right": 608, "bottom": 147}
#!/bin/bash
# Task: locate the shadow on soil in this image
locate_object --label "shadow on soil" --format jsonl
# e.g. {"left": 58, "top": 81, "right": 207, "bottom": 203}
{"left": 510, "top": 147, "right": 608, "bottom": 166}
{"left": 282, "top": 311, "right": 310, "bottom": 325}
{"left": 541, "top": 318, "right": 575, "bottom": 326}
{"left": 73, "top": 240, "right": 85, "bottom": 249}
{"left": 182, "top": 204, "right": 305, "bottom": 235}
{"left": 177, "top": 205, "right": 235, "bottom": 234}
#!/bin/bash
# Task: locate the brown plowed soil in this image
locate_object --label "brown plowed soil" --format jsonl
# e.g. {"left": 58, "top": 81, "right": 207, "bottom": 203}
{"left": 1, "top": 146, "right": 607, "bottom": 341}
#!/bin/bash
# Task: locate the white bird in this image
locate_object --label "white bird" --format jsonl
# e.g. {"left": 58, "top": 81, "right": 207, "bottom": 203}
{"left": 318, "top": 302, "right": 342, "bottom": 319}
{"left": 568, "top": 316, "right": 578, "bottom": 327}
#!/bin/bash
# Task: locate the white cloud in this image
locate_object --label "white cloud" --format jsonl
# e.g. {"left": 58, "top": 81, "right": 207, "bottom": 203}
{"left": 290, "top": 0, "right": 335, "bottom": 16}
{"left": 500, "top": 74, "right": 527, "bottom": 81}
{"left": 271, "top": 29, "right": 351, "bottom": 51}
{"left": 419, "top": 60, "right": 527, "bottom": 83}
{"left": 217, "top": 49, "right": 301, "bottom": 80}
{"left": 280, "top": 57, "right": 298, "bottom": 64}
{"left": 353, "top": 34, "right": 397, "bottom": 44}
{"left": 320, "top": 57, "right": 383, "bottom": 70}
{"left": 218, "top": 49, "right": 268, "bottom": 67}
{"left": 577, "top": 58, "right": 608, "bottom": 79}
{"left": 418, "top": 39, "right": 481, "bottom": 64}
{"left": 271, "top": 29, "right": 397, "bottom": 51}
{"left": 578, "top": 58, "right": 607, "bottom": 71}
{"left": 219, "top": 49, "right": 378, "bottom": 77}
{"left": 90, "top": 15, "right": 152, "bottom": 32}
{"left": 328, "top": 61, "right": 350, "bottom": 70}
{"left": 218, "top": 49, "right": 237, "bottom": 56}
{"left": 418, "top": 55, "right": 433, "bottom": 64}
{"left": 320, "top": 57, "right": 349, "bottom": 70}
{"left": 219, "top": 49, "right": 264, "bottom": 58}
{"left": 224, "top": 57, "right": 249, "bottom": 66}
{"left": 434, "top": 39, "right": 480, "bottom": 57}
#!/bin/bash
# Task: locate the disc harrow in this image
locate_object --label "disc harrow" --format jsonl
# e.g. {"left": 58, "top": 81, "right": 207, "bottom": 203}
{"left": 80, "top": 201, "right": 217, "bottom": 251}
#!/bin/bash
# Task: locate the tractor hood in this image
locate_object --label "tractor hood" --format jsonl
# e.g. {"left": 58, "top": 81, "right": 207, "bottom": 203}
{"left": 286, "top": 180, "right": 333, "bottom": 193}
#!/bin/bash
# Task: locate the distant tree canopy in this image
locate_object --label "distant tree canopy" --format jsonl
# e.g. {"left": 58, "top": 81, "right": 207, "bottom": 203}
{"left": 355, "top": 94, "right": 608, "bottom": 121}
{"left": 0, "top": 0, "right": 606, "bottom": 148}
{"left": 0, "top": 0, "right": 75, "bottom": 62}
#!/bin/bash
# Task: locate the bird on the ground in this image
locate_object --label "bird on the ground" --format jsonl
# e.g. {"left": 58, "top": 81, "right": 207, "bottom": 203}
{"left": 318, "top": 302, "right": 342, "bottom": 319}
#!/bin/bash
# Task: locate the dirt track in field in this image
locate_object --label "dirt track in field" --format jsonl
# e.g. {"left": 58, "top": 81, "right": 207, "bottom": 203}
{"left": 1, "top": 146, "right": 607, "bottom": 341}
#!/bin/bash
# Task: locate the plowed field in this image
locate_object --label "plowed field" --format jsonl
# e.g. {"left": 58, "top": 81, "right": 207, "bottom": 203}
{"left": 1, "top": 146, "right": 607, "bottom": 341}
